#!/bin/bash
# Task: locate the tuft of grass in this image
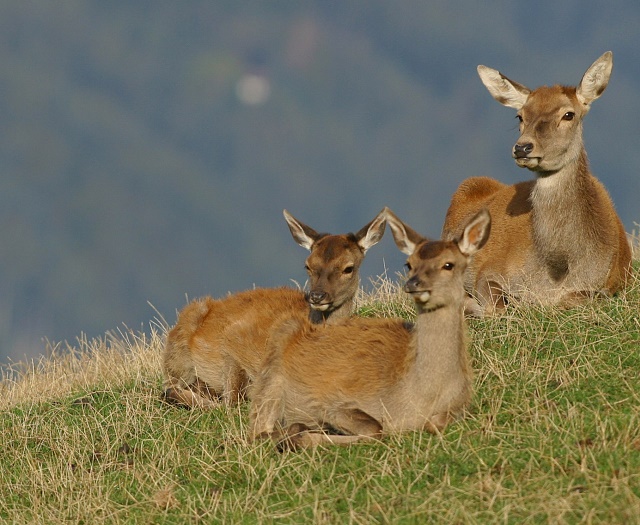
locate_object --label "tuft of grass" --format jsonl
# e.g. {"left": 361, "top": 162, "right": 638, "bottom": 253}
{"left": 1, "top": 269, "right": 639, "bottom": 523}
{"left": 356, "top": 270, "right": 415, "bottom": 320}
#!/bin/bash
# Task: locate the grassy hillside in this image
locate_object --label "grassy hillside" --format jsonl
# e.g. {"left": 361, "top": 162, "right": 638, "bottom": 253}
{"left": 1, "top": 268, "right": 639, "bottom": 523}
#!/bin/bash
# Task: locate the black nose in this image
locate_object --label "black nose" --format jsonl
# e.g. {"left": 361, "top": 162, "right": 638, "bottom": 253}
{"left": 513, "top": 143, "right": 534, "bottom": 158}
{"left": 307, "top": 291, "right": 327, "bottom": 304}
{"left": 403, "top": 277, "right": 419, "bottom": 294}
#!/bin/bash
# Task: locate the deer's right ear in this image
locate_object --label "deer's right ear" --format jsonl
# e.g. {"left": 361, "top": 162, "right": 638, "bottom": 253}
{"left": 457, "top": 209, "right": 491, "bottom": 257}
{"left": 477, "top": 65, "right": 530, "bottom": 110}
{"left": 385, "top": 208, "right": 426, "bottom": 256}
{"left": 283, "top": 210, "right": 321, "bottom": 251}
{"left": 355, "top": 208, "right": 387, "bottom": 254}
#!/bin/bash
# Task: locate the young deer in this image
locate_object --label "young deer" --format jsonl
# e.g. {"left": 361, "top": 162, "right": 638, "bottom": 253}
{"left": 249, "top": 208, "right": 490, "bottom": 449}
{"left": 162, "top": 209, "right": 387, "bottom": 408}
{"left": 442, "top": 51, "right": 631, "bottom": 315}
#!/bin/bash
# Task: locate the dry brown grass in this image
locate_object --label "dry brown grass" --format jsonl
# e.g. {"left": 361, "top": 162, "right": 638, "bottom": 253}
{"left": 1, "top": 261, "right": 639, "bottom": 523}
{"left": 0, "top": 322, "right": 165, "bottom": 412}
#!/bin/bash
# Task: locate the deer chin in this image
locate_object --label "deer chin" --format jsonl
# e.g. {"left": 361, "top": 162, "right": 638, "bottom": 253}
{"left": 409, "top": 291, "right": 431, "bottom": 304}
{"left": 514, "top": 156, "right": 541, "bottom": 169}
{"left": 309, "top": 303, "right": 332, "bottom": 312}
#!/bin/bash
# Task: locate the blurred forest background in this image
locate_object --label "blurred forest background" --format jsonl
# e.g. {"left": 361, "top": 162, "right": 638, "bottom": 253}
{"left": 1, "top": 1, "right": 639, "bottom": 364}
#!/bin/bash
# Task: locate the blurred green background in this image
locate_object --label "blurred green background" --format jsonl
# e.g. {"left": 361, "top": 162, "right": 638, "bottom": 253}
{"left": 1, "top": 1, "right": 638, "bottom": 363}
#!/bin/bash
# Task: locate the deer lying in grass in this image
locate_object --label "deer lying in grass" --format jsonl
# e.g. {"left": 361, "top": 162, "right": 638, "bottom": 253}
{"left": 162, "top": 209, "right": 387, "bottom": 408}
{"left": 249, "top": 208, "right": 490, "bottom": 449}
{"left": 442, "top": 51, "right": 631, "bottom": 315}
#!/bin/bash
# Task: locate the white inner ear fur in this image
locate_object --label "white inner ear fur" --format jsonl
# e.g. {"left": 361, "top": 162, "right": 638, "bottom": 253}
{"left": 358, "top": 214, "right": 386, "bottom": 254}
{"left": 576, "top": 52, "right": 612, "bottom": 107}
{"left": 283, "top": 210, "right": 315, "bottom": 251}
{"left": 388, "top": 221, "right": 417, "bottom": 256}
{"left": 457, "top": 211, "right": 491, "bottom": 256}
{"left": 477, "top": 65, "right": 529, "bottom": 110}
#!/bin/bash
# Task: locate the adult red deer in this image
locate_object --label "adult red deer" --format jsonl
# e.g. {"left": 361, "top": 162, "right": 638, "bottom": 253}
{"left": 249, "top": 208, "right": 490, "bottom": 449}
{"left": 442, "top": 51, "right": 631, "bottom": 315}
{"left": 162, "top": 209, "right": 387, "bottom": 408}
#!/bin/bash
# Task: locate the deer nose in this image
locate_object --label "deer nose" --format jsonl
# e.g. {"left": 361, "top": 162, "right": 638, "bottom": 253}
{"left": 307, "top": 291, "right": 328, "bottom": 304}
{"left": 404, "top": 278, "right": 422, "bottom": 294}
{"left": 513, "top": 143, "right": 534, "bottom": 158}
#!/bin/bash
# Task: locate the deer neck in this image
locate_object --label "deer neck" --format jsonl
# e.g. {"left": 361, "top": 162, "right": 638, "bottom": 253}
{"left": 532, "top": 144, "right": 590, "bottom": 190}
{"left": 410, "top": 300, "right": 468, "bottom": 388}
{"left": 530, "top": 149, "right": 600, "bottom": 267}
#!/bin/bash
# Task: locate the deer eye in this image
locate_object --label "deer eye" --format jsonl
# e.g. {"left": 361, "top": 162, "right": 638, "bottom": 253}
{"left": 442, "top": 262, "right": 454, "bottom": 271}
{"left": 562, "top": 112, "right": 575, "bottom": 121}
{"left": 342, "top": 265, "right": 354, "bottom": 275}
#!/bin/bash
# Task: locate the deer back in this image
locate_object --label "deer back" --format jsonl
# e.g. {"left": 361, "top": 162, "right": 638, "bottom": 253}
{"left": 163, "top": 209, "right": 387, "bottom": 407}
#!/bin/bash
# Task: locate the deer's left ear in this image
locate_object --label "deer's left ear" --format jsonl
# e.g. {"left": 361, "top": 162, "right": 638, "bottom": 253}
{"left": 576, "top": 51, "right": 613, "bottom": 107}
{"left": 457, "top": 209, "right": 491, "bottom": 257}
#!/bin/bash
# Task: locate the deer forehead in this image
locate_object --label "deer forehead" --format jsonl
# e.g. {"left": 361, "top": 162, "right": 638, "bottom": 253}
{"left": 307, "top": 234, "right": 361, "bottom": 267}
{"left": 408, "top": 241, "right": 462, "bottom": 269}
{"left": 522, "top": 85, "right": 582, "bottom": 119}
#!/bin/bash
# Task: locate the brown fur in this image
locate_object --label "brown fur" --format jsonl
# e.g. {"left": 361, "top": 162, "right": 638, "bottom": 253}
{"left": 249, "top": 208, "right": 491, "bottom": 449}
{"left": 443, "top": 52, "right": 631, "bottom": 315}
{"left": 162, "top": 209, "right": 387, "bottom": 408}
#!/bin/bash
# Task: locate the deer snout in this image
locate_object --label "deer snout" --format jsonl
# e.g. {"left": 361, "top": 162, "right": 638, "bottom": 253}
{"left": 306, "top": 290, "right": 331, "bottom": 311}
{"left": 403, "top": 276, "right": 419, "bottom": 294}
{"left": 513, "top": 142, "right": 534, "bottom": 158}
{"left": 404, "top": 278, "right": 431, "bottom": 303}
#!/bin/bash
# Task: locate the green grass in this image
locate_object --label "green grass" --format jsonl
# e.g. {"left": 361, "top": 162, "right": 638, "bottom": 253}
{"left": 1, "top": 270, "right": 639, "bottom": 524}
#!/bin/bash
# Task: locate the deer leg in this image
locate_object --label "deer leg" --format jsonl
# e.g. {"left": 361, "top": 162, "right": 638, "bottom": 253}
{"left": 463, "top": 294, "right": 484, "bottom": 318}
{"left": 422, "top": 412, "right": 452, "bottom": 434}
{"left": 558, "top": 290, "right": 602, "bottom": 309}
{"left": 476, "top": 277, "right": 508, "bottom": 315}
{"left": 276, "top": 409, "right": 383, "bottom": 450}
{"left": 221, "top": 366, "right": 248, "bottom": 406}
{"left": 280, "top": 431, "right": 380, "bottom": 450}
{"left": 162, "top": 379, "right": 220, "bottom": 409}
{"left": 248, "top": 383, "right": 287, "bottom": 442}
{"left": 332, "top": 407, "right": 383, "bottom": 436}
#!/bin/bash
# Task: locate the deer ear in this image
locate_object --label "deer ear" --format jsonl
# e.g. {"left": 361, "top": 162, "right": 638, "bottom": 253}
{"left": 385, "top": 207, "right": 426, "bottom": 256}
{"left": 576, "top": 51, "right": 612, "bottom": 107}
{"left": 355, "top": 209, "right": 387, "bottom": 254}
{"left": 457, "top": 209, "right": 491, "bottom": 257}
{"left": 477, "top": 65, "right": 530, "bottom": 110}
{"left": 283, "top": 210, "right": 321, "bottom": 251}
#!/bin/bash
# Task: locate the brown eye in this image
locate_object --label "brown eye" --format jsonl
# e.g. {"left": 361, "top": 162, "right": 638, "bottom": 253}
{"left": 442, "top": 262, "right": 454, "bottom": 271}
{"left": 343, "top": 265, "right": 354, "bottom": 275}
{"left": 562, "top": 112, "right": 575, "bottom": 121}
